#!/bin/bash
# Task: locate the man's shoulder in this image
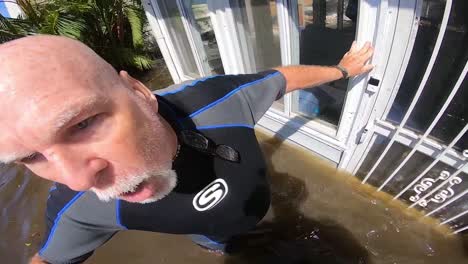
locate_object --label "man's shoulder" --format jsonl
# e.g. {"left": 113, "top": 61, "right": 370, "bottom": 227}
{"left": 155, "top": 71, "right": 279, "bottom": 98}
{"left": 46, "top": 184, "right": 121, "bottom": 228}
{"left": 153, "top": 71, "right": 281, "bottom": 128}
{"left": 40, "top": 186, "right": 122, "bottom": 263}
{"left": 46, "top": 183, "right": 84, "bottom": 221}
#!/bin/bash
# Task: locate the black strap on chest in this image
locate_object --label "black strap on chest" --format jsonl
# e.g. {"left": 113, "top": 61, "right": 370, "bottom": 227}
{"left": 180, "top": 130, "right": 240, "bottom": 163}
{"left": 157, "top": 96, "right": 240, "bottom": 163}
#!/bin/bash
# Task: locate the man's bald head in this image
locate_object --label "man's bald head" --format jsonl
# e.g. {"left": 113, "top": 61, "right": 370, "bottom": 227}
{"left": 0, "top": 35, "right": 118, "bottom": 97}
{"left": 0, "top": 35, "right": 177, "bottom": 203}
{"left": 0, "top": 35, "right": 162, "bottom": 163}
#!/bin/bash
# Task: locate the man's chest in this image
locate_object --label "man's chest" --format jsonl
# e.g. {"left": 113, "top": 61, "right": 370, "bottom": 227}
{"left": 119, "top": 128, "right": 271, "bottom": 237}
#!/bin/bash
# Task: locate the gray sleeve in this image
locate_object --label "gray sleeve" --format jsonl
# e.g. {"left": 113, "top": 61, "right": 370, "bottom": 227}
{"left": 190, "top": 70, "right": 287, "bottom": 128}
{"left": 39, "top": 193, "right": 124, "bottom": 264}
{"left": 239, "top": 70, "right": 286, "bottom": 123}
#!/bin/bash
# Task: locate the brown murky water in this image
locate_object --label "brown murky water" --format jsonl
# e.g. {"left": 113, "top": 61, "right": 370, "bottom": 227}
{"left": 1, "top": 130, "right": 468, "bottom": 264}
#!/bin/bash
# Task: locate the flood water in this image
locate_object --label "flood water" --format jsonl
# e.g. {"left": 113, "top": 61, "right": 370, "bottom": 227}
{"left": 1, "top": 130, "right": 468, "bottom": 264}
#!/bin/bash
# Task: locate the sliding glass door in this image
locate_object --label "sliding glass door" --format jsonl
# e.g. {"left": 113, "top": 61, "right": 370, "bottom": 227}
{"left": 291, "top": 0, "right": 357, "bottom": 128}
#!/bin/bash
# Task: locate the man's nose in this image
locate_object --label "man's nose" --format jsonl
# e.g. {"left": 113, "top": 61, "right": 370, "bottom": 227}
{"left": 46, "top": 147, "right": 108, "bottom": 191}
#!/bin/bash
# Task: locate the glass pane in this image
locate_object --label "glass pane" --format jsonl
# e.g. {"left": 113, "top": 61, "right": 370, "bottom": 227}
{"left": 379, "top": 151, "right": 435, "bottom": 196}
{"left": 356, "top": 131, "right": 466, "bottom": 202}
{"left": 397, "top": 161, "right": 458, "bottom": 203}
{"left": 356, "top": 132, "right": 467, "bottom": 203}
{"left": 292, "top": 0, "right": 357, "bottom": 127}
{"left": 183, "top": 0, "right": 225, "bottom": 74}
{"left": 355, "top": 135, "right": 390, "bottom": 181}
{"left": 444, "top": 208, "right": 468, "bottom": 231}
{"left": 387, "top": 0, "right": 467, "bottom": 151}
{"left": 356, "top": 136, "right": 413, "bottom": 188}
{"left": 230, "top": 0, "right": 282, "bottom": 72}
{"left": 158, "top": 0, "right": 200, "bottom": 78}
{"left": 429, "top": 77, "right": 467, "bottom": 152}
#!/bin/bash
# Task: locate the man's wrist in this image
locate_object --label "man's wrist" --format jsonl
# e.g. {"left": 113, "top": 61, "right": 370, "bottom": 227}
{"left": 331, "top": 65, "right": 349, "bottom": 79}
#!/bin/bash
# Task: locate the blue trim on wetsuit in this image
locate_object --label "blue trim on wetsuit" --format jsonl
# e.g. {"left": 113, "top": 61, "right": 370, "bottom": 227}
{"left": 116, "top": 199, "right": 126, "bottom": 229}
{"left": 197, "top": 124, "right": 254, "bottom": 130}
{"left": 189, "top": 234, "right": 227, "bottom": 251}
{"left": 159, "top": 75, "right": 221, "bottom": 96}
{"left": 189, "top": 72, "right": 280, "bottom": 118}
{"left": 39, "top": 191, "right": 85, "bottom": 255}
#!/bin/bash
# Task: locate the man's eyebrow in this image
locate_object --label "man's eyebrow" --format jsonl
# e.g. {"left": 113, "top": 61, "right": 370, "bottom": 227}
{"left": 0, "top": 96, "right": 103, "bottom": 164}
{"left": 51, "top": 96, "right": 100, "bottom": 135}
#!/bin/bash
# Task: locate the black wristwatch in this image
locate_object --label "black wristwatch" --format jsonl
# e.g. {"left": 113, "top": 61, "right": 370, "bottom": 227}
{"left": 332, "top": 65, "right": 349, "bottom": 79}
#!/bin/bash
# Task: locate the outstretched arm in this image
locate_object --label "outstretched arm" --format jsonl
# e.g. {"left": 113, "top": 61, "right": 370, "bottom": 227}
{"left": 275, "top": 41, "right": 374, "bottom": 93}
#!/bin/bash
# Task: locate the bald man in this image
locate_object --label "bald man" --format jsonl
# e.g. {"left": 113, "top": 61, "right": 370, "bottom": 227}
{"left": 0, "top": 35, "right": 373, "bottom": 263}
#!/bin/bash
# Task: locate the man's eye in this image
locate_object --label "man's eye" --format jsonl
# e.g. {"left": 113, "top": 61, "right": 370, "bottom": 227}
{"left": 75, "top": 116, "right": 96, "bottom": 130}
{"left": 20, "top": 153, "right": 39, "bottom": 163}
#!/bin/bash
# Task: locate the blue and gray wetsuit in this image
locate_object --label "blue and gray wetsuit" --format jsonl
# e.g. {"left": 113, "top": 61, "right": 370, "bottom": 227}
{"left": 39, "top": 70, "right": 286, "bottom": 263}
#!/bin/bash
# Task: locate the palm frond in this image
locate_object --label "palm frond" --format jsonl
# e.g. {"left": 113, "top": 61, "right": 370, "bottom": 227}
{"left": 124, "top": 6, "right": 144, "bottom": 48}
{"left": 1, "top": 0, "right": 155, "bottom": 71}
{"left": 39, "top": 10, "right": 59, "bottom": 34}
{"left": 16, "top": 0, "right": 42, "bottom": 24}
{"left": 55, "top": 15, "right": 86, "bottom": 39}
{"left": 132, "top": 54, "right": 154, "bottom": 70}
{"left": 108, "top": 47, "right": 153, "bottom": 70}
{"left": 0, "top": 14, "right": 28, "bottom": 43}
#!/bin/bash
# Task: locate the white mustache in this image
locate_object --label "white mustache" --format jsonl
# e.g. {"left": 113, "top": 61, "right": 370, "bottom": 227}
{"left": 90, "top": 169, "right": 177, "bottom": 203}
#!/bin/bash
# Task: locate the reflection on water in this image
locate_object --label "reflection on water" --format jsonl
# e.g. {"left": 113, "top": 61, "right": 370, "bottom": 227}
{"left": 0, "top": 165, "right": 50, "bottom": 264}
{"left": 1, "top": 130, "right": 468, "bottom": 263}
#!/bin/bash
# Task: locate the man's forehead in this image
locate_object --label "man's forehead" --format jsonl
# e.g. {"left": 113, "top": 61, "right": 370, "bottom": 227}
{"left": 12, "top": 92, "right": 103, "bottom": 139}
{"left": 0, "top": 93, "right": 108, "bottom": 163}
{"left": 28, "top": 93, "right": 103, "bottom": 129}
{"left": 0, "top": 36, "right": 122, "bottom": 160}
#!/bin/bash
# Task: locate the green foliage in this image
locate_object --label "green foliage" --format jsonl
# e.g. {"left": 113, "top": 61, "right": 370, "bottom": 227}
{"left": 0, "top": 0, "right": 155, "bottom": 71}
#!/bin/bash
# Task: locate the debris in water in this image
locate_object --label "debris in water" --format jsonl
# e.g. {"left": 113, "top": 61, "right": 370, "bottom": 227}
{"left": 364, "top": 245, "right": 379, "bottom": 257}
{"left": 366, "top": 229, "right": 380, "bottom": 239}
{"left": 423, "top": 243, "right": 436, "bottom": 257}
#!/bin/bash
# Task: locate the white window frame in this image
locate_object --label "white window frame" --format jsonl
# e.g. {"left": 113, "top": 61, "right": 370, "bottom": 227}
{"left": 142, "top": 0, "right": 182, "bottom": 83}
{"left": 145, "top": 0, "right": 396, "bottom": 164}
{"left": 176, "top": 0, "right": 214, "bottom": 76}
{"left": 257, "top": 0, "right": 385, "bottom": 164}
{"left": 144, "top": 0, "right": 208, "bottom": 81}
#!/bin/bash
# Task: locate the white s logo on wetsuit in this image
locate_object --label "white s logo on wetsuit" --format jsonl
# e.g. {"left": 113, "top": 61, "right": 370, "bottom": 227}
{"left": 193, "top": 179, "right": 228, "bottom": 212}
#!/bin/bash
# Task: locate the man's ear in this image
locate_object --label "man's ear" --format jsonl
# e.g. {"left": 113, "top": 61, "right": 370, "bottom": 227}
{"left": 119, "top": 70, "right": 157, "bottom": 110}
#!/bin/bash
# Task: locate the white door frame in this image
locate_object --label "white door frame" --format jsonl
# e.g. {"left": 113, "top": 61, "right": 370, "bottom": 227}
{"left": 341, "top": 0, "right": 468, "bottom": 233}
{"left": 259, "top": 0, "right": 388, "bottom": 164}
{"left": 344, "top": 0, "right": 468, "bottom": 175}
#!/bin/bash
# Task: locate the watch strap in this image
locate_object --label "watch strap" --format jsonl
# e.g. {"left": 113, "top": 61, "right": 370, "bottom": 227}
{"left": 332, "top": 65, "right": 349, "bottom": 79}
